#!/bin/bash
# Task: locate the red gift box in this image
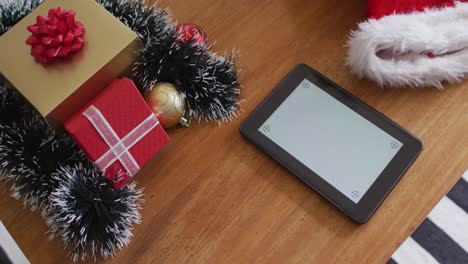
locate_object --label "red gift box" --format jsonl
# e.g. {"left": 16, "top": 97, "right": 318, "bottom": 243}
{"left": 65, "top": 78, "right": 169, "bottom": 189}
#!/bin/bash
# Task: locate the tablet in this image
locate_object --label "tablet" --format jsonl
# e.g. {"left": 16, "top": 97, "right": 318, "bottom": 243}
{"left": 240, "top": 64, "right": 423, "bottom": 223}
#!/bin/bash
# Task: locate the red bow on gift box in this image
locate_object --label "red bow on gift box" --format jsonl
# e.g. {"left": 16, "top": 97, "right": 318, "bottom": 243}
{"left": 26, "top": 7, "right": 85, "bottom": 64}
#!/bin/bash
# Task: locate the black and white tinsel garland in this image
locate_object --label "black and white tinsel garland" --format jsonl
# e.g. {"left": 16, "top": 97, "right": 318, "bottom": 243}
{"left": 0, "top": 117, "right": 82, "bottom": 212}
{"left": 97, "top": 0, "right": 240, "bottom": 121}
{"left": 47, "top": 164, "right": 143, "bottom": 261}
{"left": 0, "top": 0, "right": 240, "bottom": 261}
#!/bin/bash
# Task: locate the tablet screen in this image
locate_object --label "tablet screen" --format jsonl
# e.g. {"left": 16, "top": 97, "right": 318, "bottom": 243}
{"left": 259, "top": 79, "right": 403, "bottom": 203}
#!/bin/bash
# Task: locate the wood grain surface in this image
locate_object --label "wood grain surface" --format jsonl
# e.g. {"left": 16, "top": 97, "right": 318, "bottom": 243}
{"left": 1, "top": 0, "right": 467, "bottom": 263}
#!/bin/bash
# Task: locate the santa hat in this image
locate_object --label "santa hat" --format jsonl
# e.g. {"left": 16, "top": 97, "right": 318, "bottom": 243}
{"left": 346, "top": 0, "right": 468, "bottom": 89}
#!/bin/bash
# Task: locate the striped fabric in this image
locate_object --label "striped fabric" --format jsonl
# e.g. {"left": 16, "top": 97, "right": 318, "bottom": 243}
{"left": 389, "top": 171, "right": 468, "bottom": 264}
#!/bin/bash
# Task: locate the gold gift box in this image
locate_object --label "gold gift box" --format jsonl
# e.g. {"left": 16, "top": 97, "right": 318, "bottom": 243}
{"left": 0, "top": 0, "right": 142, "bottom": 127}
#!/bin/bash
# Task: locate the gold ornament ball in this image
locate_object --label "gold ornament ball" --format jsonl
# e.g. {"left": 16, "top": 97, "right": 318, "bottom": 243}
{"left": 144, "top": 83, "right": 186, "bottom": 129}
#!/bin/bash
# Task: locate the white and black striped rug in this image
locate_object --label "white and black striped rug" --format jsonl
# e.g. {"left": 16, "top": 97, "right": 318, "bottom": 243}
{"left": 388, "top": 171, "right": 468, "bottom": 264}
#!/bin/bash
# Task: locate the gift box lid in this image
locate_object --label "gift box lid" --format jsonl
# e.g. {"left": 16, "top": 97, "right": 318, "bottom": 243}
{"left": 0, "top": 0, "right": 141, "bottom": 126}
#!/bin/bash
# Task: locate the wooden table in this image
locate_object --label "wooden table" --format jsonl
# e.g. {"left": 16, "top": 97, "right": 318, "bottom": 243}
{"left": 1, "top": 0, "right": 467, "bottom": 263}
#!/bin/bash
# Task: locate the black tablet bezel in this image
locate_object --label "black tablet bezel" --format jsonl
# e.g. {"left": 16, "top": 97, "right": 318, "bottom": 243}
{"left": 240, "top": 64, "right": 423, "bottom": 223}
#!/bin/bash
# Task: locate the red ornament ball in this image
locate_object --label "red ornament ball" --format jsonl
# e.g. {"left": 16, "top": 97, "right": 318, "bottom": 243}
{"left": 25, "top": 7, "right": 85, "bottom": 64}
{"left": 175, "top": 23, "right": 207, "bottom": 46}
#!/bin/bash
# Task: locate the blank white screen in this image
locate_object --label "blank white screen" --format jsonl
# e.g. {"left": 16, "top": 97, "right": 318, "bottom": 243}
{"left": 259, "top": 79, "right": 402, "bottom": 203}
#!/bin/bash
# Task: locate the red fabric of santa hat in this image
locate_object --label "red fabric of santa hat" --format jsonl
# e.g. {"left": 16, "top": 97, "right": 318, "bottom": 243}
{"left": 346, "top": 0, "right": 468, "bottom": 89}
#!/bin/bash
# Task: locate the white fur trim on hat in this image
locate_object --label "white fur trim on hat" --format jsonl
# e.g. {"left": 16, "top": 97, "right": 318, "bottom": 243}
{"left": 346, "top": 2, "right": 468, "bottom": 89}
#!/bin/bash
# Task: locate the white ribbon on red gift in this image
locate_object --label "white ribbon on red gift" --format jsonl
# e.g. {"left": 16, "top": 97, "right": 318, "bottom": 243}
{"left": 83, "top": 105, "right": 159, "bottom": 177}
